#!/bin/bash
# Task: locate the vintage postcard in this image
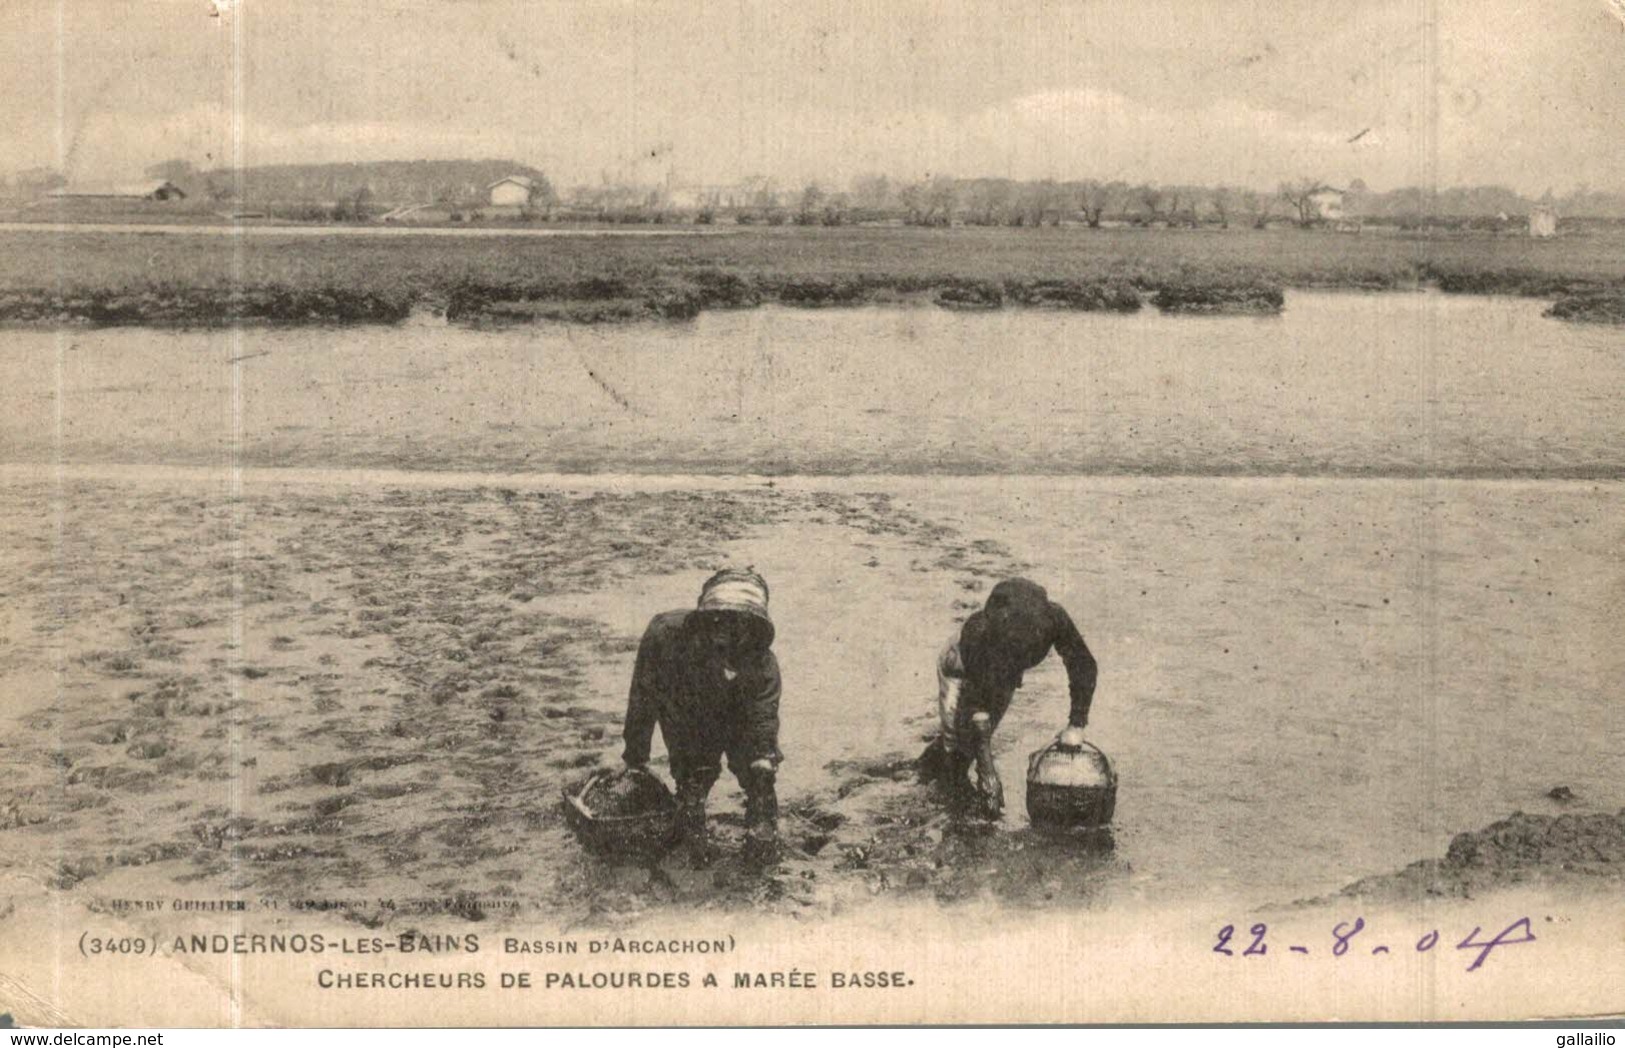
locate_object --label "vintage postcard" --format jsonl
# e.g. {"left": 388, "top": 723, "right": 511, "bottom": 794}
{"left": 1, "top": 0, "right": 1622, "bottom": 1028}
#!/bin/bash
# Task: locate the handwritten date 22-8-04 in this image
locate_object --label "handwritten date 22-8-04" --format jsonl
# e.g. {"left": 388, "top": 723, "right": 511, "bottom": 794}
{"left": 1212, "top": 917, "right": 1536, "bottom": 971}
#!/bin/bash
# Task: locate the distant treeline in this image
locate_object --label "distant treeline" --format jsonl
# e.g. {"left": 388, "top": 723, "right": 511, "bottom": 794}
{"left": 646, "top": 175, "right": 1625, "bottom": 226}
{"left": 0, "top": 159, "right": 558, "bottom": 213}
{"left": 5, "top": 158, "right": 1624, "bottom": 223}
{"left": 177, "top": 159, "right": 557, "bottom": 211}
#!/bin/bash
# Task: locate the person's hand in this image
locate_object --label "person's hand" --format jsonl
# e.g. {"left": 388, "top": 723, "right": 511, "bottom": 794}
{"left": 977, "top": 769, "right": 1005, "bottom": 818}
{"left": 1057, "top": 726, "right": 1088, "bottom": 750}
{"left": 969, "top": 712, "right": 1003, "bottom": 818}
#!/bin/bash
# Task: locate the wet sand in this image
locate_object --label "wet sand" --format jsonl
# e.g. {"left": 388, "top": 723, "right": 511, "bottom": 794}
{"left": 2, "top": 466, "right": 1619, "bottom": 928}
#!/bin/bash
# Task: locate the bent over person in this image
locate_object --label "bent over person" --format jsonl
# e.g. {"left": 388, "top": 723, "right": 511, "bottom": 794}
{"left": 622, "top": 568, "right": 782, "bottom": 863}
{"left": 923, "top": 577, "right": 1098, "bottom": 816}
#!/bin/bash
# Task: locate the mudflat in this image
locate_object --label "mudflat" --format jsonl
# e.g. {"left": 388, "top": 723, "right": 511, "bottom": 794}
{"left": 2, "top": 466, "right": 1618, "bottom": 924}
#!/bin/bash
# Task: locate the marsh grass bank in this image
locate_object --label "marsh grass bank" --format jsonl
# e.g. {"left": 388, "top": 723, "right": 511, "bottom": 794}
{"left": 2, "top": 226, "right": 1623, "bottom": 326}
{"left": 0, "top": 285, "right": 413, "bottom": 326}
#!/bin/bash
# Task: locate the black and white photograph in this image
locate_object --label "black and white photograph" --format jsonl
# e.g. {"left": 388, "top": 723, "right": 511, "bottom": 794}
{"left": 0, "top": 0, "right": 1621, "bottom": 1029}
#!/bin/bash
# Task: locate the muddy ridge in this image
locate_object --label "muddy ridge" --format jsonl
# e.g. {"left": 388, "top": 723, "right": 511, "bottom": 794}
{"left": 11, "top": 272, "right": 1622, "bottom": 327}
{"left": 451, "top": 274, "right": 1164, "bottom": 325}
{"left": 1544, "top": 289, "right": 1625, "bottom": 325}
{"left": 0, "top": 286, "right": 413, "bottom": 326}
{"left": 1329, "top": 810, "right": 1625, "bottom": 904}
{"left": 5, "top": 267, "right": 1618, "bottom": 327}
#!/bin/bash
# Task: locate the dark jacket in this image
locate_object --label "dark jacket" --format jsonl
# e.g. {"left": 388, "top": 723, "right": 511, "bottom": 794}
{"left": 621, "top": 610, "right": 782, "bottom": 774}
{"left": 958, "top": 578, "right": 1098, "bottom": 727}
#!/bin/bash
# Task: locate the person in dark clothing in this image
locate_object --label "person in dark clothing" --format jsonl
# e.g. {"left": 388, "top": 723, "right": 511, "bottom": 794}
{"left": 923, "top": 578, "right": 1098, "bottom": 816}
{"left": 622, "top": 568, "right": 782, "bottom": 863}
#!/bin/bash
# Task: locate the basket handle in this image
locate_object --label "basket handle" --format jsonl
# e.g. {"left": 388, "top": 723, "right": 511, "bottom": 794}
{"left": 564, "top": 767, "right": 615, "bottom": 812}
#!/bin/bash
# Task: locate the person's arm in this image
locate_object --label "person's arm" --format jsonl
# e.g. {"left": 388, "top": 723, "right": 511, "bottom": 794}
{"left": 621, "top": 623, "right": 661, "bottom": 767}
{"left": 936, "top": 638, "right": 965, "bottom": 729}
{"left": 741, "top": 651, "right": 783, "bottom": 767}
{"left": 954, "top": 614, "right": 994, "bottom": 712}
{"left": 1050, "top": 604, "right": 1098, "bottom": 728}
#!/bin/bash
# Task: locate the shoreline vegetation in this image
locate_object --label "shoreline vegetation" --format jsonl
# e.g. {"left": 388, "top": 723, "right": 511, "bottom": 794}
{"left": 1, "top": 226, "right": 1623, "bottom": 327}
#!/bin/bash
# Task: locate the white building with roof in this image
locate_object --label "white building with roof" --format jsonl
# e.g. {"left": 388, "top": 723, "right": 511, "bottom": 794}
{"left": 1308, "top": 186, "right": 1346, "bottom": 221}
{"left": 487, "top": 176, "right": 536, "bottom": 207}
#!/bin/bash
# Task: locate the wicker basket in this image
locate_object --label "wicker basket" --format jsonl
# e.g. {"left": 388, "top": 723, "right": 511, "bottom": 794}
{"left": 1025, "top": 738, "right": 1118, "bottom": 830}
{"left": 561, "top": 767, "right": 678, "bottom": 857}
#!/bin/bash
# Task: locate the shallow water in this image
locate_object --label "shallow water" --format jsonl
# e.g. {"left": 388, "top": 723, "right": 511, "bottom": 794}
{"left": 546, "top": 474, "right": 1625, "bottom": 907}
{"left": 898, "top": 478, "right": 1625, "bottom": 905}
{"left": 2, "top": 291, "right": 1620, "bottom": 476}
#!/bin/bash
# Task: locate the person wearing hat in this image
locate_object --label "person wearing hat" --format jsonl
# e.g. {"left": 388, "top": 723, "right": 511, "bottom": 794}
{"left": 922, "top": 577, "right": 1098, "bottom": 817}
{"left": 622, "top": 568, "right": 782, "bottom": 863}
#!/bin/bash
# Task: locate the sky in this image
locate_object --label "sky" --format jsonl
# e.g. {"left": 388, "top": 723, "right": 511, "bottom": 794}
{"left": 1, "top": 0, "right": 1621, "bottom": 194}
